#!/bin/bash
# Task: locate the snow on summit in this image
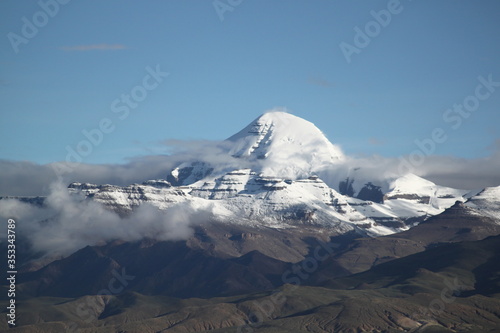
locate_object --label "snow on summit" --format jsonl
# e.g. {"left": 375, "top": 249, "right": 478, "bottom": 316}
{"left": 465, "top": 186, "right": 500, "bottom": 221}
{"left": 227, "top": 111, "right": 345, "bottom": 179}
{"left": 65, "top": 110, "right": 494, "bottom": 237}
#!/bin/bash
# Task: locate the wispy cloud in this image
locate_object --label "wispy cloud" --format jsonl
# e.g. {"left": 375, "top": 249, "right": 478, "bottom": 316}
{"left": 307, "top": 76, "right": 334, "bottom": 88}
{"left": 0, "top": 182, "right": 204, "bottom": 256}
{"left": 1, "top": 138, "right": 500, "bottom": 197}
{"left": 60, "top": 44, "right": 127, "bottom": 51}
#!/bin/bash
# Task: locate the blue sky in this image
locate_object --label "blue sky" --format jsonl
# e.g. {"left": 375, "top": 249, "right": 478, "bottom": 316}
{"left": 1, "top": 0, "right": 500, "bottom": 165}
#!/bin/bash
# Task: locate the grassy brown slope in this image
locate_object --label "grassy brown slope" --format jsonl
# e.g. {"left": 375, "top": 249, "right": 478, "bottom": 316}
{"left": 311, "top": 202, "right": 500, "bottom": 283}
{"left": 3, "top": 235, "right": 500, "bottom": 332}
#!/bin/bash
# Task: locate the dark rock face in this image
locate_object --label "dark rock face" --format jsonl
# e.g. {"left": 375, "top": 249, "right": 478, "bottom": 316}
{"left": 384, "top": 193, "right": 431, "bottom": 204}
{"left": 338, "top": 177, "right": 355, "bottom": 197}
{"left": 356, "top": 182, "right": 384, "bottom": 203}
{"left": 166, "top": 161, "right": 214, "bottom": 186}
{"left": 0, "top": 196, "right": 46, "bottom": 206}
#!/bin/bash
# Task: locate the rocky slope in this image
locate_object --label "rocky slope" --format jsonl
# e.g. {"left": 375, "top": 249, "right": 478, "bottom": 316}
{"left": 5, "top": 235, "right": 500, "bottom": 332}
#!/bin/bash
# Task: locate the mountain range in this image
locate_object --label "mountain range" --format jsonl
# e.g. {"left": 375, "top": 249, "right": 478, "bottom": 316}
{"left": 1, "top": 111, "right": 499, "bottom": 332}
{"left": 67, "top": 112, "right": 495, "bottom": 234}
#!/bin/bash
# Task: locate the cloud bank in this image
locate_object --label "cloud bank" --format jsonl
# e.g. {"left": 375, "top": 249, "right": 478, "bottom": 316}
{"left": 1, "top": 138, "right": 499, "bottom": 198}
{"left": 0, "top": 182, "right": 213, "bottom": 256}
{"left": 0, "top": 138, "right": 498, "bottom": 257}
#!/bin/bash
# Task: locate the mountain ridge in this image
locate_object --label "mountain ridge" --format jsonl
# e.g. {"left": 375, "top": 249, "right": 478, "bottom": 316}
{"left": 63, "top": 111, "right": 495, "bottom": 239}
{"left": 2, "top": 111, "right": 500, "bottom": 333}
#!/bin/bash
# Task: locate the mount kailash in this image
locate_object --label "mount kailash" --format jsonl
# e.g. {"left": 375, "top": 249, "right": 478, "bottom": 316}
{"left": 68, "top": 111, "right": 500, "bottom": 237}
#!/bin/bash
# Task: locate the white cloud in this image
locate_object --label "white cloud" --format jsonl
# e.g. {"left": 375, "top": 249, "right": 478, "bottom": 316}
{"left": 1, "top": 139, "right": 499, "bottom": 197}
{"left": 0, "top": 182, "right": 203, "bottom": 256}
{"left": 1, "top": 138, "right": 499, "bottom": 257}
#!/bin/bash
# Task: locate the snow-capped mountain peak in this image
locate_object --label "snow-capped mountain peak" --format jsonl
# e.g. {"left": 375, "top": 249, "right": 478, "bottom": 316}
{"left": 226, "top": 111, "right": 344, "bottom": 179}
{"left": 63, "top": 111, "right": 496, "bottom": 239}
{"left": 466, "top": 186, "right": 500, "bottom": 220}
{"left": 386, "top": 173, "right": 468, "bottom": 200}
